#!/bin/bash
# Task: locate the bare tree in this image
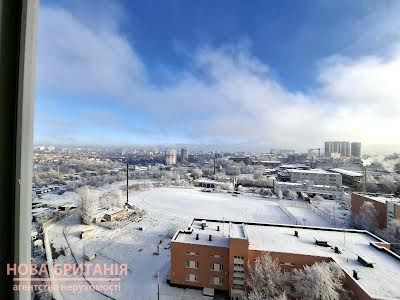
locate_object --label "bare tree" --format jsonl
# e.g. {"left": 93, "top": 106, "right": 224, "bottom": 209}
{"left": 292, "top": 261, "right": 348, "bottom": 300}
{"left": 246, "top": 253, "right": 285, "bottom": 300}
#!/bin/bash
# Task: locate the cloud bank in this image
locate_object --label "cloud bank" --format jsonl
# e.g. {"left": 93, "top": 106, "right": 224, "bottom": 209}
{"left": 37, "top": 3, "right": 400, "bottom": 151}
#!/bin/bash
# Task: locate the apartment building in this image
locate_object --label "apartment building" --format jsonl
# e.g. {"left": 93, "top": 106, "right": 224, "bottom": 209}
{"left": 273, "top": 180, "right": 343, "bottom": 199}
{"left": 351, "top": 193, "right": 400, "bottom": 229}
{"left": 287, "top": 169, "right": 342, "bottom": 187}
{"left": 170, "top": 218, "right": 400, "bottom": 300}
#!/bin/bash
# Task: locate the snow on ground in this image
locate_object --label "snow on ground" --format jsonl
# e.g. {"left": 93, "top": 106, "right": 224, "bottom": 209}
{"left": 311, "top": 199, "right": 351, "bottom": 227}
{"left": 285, "top": 206, "right": 331, "bottom": 227}
{"left": 46, "top": 186, "right": 333, "bottom": 300}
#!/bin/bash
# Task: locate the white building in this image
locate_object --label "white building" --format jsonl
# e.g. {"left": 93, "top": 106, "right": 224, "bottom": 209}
{"left": 288, "top": 169, "right": 342, "bottom": 187}
{"left": 325, "top": 141, "right": 350, "bottom": 158}
{"left": 273, "top": 180, "right": 343, "bottom": 199}
{"left": 165, "top": 149, "right": 177, "bottom": 165}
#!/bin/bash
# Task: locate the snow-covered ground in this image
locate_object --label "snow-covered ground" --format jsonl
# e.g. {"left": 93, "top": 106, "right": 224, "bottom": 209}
{"left": 46, "top": 186, "right": 336, "bottom": 300}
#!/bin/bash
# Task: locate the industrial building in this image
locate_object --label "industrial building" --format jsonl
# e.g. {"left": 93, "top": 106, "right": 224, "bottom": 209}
{"left": 273, "top": 180, "right": 343, "bottom": 199}
{"left": 330, "top": 168, "right": 363, "bottom": 189}
{"left": 181, "top": 148, "right": 189, "bottom": 164}
{"left": 351, "top": 193, "right": 400, "bottom": 229}
{"left": 170, "top": 218, "right": 400, "bottom": 300}
{"left": 165, "top": 149, "right": 177, "bottom": 165}
{"left": 287, "top": 169, "right": 342, "bottom": 187}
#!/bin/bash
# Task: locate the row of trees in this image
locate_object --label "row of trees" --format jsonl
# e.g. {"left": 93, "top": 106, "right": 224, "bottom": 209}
{"left": 247, "top": 253, "right": 353, "bottom": 300}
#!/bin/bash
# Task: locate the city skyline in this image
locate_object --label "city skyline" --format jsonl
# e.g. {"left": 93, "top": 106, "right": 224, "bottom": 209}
{"left": 35, "top": 1, "right": 400, "bottom": 151}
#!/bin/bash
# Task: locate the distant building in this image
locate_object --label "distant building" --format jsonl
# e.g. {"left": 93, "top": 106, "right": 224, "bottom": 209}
{"left": 229, "top": 156, "right": 251, "bottom": 165}
{"left": 181, "top": 148, "right": 189, "bottom": 164}
{"left": 171, "top": 218, "right": 400, "bottom": 300}
{"left": 48, "top": 145, "right": 55, "bottom": 151}
{"left": 288, "top": 169, "right": 342, "bottom": 187}
{"left": 351, "top": 142, "right": 362, "bottom": 158}
{"left": 273, "top": 180, "right": 343, "bottom": 199}
{"left": 165, "top": 149, "right": 177, "bottom": 165}
{"left": 325, "top": 141, "right": 350, "bottom": 158}
{"left": 330, "top": 168, "right": 363, "bottom": 188}
{"left": 270, "top": 148, "right": 295, "bottom": 155}
{"left": 351, "top": 193, "right": 400, "bottom": 229}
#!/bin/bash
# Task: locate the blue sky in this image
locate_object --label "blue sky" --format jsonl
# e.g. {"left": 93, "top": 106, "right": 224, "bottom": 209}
{"left": 35, "top": 0, "right": 400, "bottom": 151}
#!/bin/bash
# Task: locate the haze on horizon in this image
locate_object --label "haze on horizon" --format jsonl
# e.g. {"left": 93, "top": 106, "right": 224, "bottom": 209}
{"left": 35, "top": 1, "right": 400, "bottom": 152}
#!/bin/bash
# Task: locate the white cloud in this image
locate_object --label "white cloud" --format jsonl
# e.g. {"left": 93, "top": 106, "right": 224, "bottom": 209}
{"left": 37, "top": 4, "right": 400, "bottom": 151}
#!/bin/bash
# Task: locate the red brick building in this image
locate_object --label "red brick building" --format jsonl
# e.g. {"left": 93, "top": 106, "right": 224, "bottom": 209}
{"left": 170, "top": 218, "right": 400, "bottom": 300}
{"left": 351, "top": 193, "right": 400, "bottom": 229}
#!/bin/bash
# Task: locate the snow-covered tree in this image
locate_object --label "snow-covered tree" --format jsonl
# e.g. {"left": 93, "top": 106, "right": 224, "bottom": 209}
{"left": 237, "top": 185, "right": 245, "bottom": 193}
{"left": 78, "top": 186, "right": 99, "bottom": 224}
{"left": 222, "top": 182, "right": 234, "bottom": 191}
{"left": 241, "top": 164, "right": 255, "bottom": 174}
{"left": 246, "top": 253, "right": 285, "bottom": 300}
{"left": 287, "top": 190, "right": 298, "bottom": 200}
{"left": 379, "top": 219, "right": 400, "bottom": 242}
{"left": 355, "top": 201, "right": 377, "bottom": 232}
{"left": 277, "top": 189, "right": 283, "bottom": 200}
{"left": 191, "top": 168, "right": 203, "bottom": 180}
{"left": 378, "top": 175, "right": 397, "bottom": 193}
{"left": 312, "top": 195, "right": 324, "bottom": 204}
{"left": 253, "top": 170, "right": 264, "bottom": 180}
{"left": 292, "top": 261, "right": 347, "bottom": 300}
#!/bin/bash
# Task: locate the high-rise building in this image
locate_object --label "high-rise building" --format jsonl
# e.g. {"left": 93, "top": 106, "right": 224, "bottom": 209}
{"left": 181, "top": 148, "right": 188, "bottom": 164}
{"left": 325, "top": 141, "right": 351, "bottom": 157}
{"left": 324, "top": 141, "right": 333, "bottom": 157}
{"left": 340, "top": 141, "right": 350, "bottom": 157}
{"left": 351, "top": 142, "right": 361, "bottom": 158}
{"left": 165, "top": 149, "right": 177, "bottom": 165}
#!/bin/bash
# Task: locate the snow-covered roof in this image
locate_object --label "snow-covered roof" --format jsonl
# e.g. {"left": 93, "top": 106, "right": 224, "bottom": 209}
{"left": 330, "top": 168, "right": 363, "bottom": 177}
{"left": 288, "top": 169, "right": 334, "bottom": 175}
{"left": 174, "top": 218, "right": 400, "bottom": 299}
{"left": 354, "top": 193, "right": 400, "bottom": 204}
{"left": 104, "top": 207, "right": 125, "bottom": 216}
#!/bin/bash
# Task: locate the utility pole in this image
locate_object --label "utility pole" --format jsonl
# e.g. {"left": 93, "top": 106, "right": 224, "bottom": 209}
{"left": 157, "top": 271, "right": 160, "bottom": 300}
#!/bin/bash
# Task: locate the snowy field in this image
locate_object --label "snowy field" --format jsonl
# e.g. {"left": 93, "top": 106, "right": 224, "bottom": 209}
{"left": 46, "top": 186, "right": 337, "bottom": 300}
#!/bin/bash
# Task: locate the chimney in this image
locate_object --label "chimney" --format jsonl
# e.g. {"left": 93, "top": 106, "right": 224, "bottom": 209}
{"left": 217, "top": 226, "right": 220, "bottom": 231}
{"left": 353, "top": 270, "right": 358, "bottom": 280}
{"left": 209, "top": 235, "right": 212, "bottom": 241}
{"left": 363, "top": 165, "right": 367, "bottom": 192}
{"left": 196, "top": 234, "right": 199, "bottom": 240}
{"left": 294, "top": 230, "right": 299, "bottom": 237}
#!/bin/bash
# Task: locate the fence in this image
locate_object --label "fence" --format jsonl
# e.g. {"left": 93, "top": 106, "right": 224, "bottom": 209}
{"left": 278, "top": 199, "right": 346, "bottom": 228}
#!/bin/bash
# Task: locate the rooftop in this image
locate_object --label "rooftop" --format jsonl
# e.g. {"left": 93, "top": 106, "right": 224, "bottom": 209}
{"left": 354, "top": 193, "right": 400, "bottom": 204}
{"left": 173, "top": 218, "right": 400, "bottom": 299}
{"left": 330, "top": 168, "right": 363, "bottom": 177}
{"left": 288, "top": 169, "right": 336, "bottom": 175}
